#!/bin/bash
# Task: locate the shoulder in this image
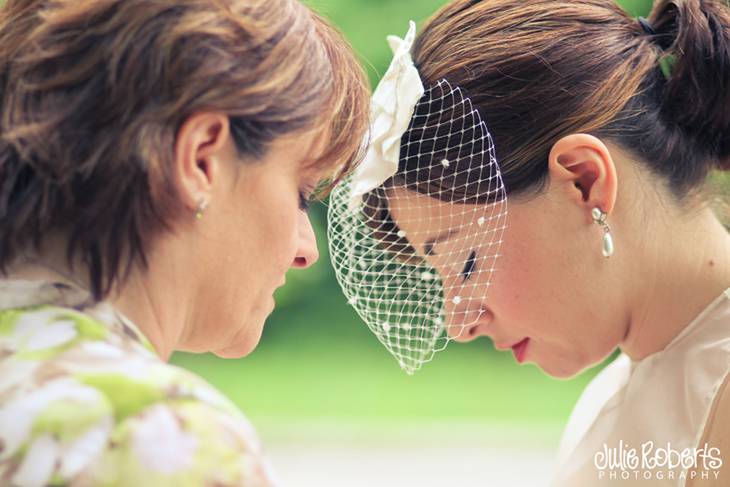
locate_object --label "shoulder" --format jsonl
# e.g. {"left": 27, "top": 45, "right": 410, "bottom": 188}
{"left": 80, "top": 394, "right": 278, "bottom": 486}
{"left": 0, "top": 303, "right": 277, "bottom": 486}
{"left": 686, "top": 371, "right": 730, "bottom": 487}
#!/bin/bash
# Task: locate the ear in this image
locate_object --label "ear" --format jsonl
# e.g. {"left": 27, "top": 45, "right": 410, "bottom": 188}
{"left": 547, "top": 134, "right": 618, "bottom": 216}
{"left": 173, "top": 112, "right": 231, "bottom": 212}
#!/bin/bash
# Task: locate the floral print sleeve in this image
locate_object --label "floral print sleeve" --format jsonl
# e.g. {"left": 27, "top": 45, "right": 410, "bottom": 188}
{"left": 0, "top": 280, "right": 279, "bottom": 487}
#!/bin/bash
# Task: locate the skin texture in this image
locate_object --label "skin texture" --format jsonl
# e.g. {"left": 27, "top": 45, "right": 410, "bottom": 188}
{"left": 388, "top": 134, "right": 730, "bottom": 379}
{"left": 7, "top": 112, "right": 325, "bottom": 361}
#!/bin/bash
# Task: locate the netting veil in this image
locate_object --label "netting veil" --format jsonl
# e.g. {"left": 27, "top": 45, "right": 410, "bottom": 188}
{"left": 328, "top": 22, "right": 508, "bottom": 374}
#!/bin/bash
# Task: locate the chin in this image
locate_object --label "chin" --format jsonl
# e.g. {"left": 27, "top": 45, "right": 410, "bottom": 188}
{"left": 534, "top": 357, "right": 587, "bottom": 380}
{"left": 214, "top": 349, "right": 247, "bottom": 359}
{"left": 213, "top": 342, "right": 255, "bottom": 359}
{"left": 213, "top": 323, "right": 265, "bottom": 359}
{"left": 213, "top": 335, "right": 258, "bottom": 358}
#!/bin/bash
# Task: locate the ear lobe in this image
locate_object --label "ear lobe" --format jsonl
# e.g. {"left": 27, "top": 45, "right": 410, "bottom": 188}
{"left": 548, "top": 134, "right": 618, "bottom": 215}
{"left": 173, "top": 112, "right": 231, "bottom": 212}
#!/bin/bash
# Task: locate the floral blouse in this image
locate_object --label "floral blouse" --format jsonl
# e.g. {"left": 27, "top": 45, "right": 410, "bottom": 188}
{"left": 0, "top": 279, "right": 278, "bottom": 487}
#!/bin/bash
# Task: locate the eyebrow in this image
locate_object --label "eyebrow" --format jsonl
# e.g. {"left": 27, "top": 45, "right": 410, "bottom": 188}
{"left": 423, "top": 229, "right": 461, "bottom": 256}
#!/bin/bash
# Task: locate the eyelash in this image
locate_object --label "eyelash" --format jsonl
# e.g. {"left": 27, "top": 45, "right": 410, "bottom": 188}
{"left": 461, "top": 250, "right": 477, "bottom": 281}
{"left": 299, "top": 191, "right": 313, "bottom": 212}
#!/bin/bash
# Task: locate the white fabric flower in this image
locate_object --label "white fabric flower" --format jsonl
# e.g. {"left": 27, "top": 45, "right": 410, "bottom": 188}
{"left": 132, "top": 404, "right": 198, "bottom": 474}
{"left": 11, "top": 433, "right": 58, "bottom": 487}
{"left": 25, "top": 319, "right": 77, "bottom": 351}
{"left": 59, "top": 418, "right": 113, "bottom": 478}
{"left": 348, "top": 20, "right": 425, "bottom": 210}
{"left": 5, "top": 418, "right": 112, "bottom": 486}
{"left": 0, "top": 360, "right": 39, "bottom": 396}
{"left": 8, "top": 309, "right": 78, "bottom": 352}
{"left": 0, "top": 377, "right": 107, "bottom": 461}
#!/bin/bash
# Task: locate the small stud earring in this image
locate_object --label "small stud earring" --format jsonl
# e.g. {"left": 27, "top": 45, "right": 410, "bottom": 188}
{"left": 195, "top": 199, "right": 209, "bottom": 220}
{"left": 591, "top": 207, "right": 614, "bottom": 258}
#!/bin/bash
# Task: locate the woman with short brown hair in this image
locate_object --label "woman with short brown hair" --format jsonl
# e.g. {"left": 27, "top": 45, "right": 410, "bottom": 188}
{"left": 0, "top": 0, "right": 368, "bottom": 485}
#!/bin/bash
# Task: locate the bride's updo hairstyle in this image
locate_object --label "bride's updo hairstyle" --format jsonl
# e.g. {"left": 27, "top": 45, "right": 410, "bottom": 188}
{"left": 410, "top": 0, "right": 730, "bottom": 200}
{"left": 0, "top": 0, "right": 369, "bottom": 299}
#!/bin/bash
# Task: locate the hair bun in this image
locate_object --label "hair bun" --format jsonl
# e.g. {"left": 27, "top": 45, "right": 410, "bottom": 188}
{"left": 649, "top": 0, "right": 730, "bottom": 171}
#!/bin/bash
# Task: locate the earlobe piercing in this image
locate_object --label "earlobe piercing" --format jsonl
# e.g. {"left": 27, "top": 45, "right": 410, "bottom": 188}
{"left": 592, "top": 207, "right": 614, "bottom": 258}
{"left": 195, "top": 199, "right": 209, "bottom": 220}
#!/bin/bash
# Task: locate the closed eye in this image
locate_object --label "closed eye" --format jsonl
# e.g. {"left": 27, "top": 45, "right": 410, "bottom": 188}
{"left": 299, "top": 183, "right": 317, "bottom": 212}
{"left": 299, "top": 192, "right": 312, "bottom": 212}
{"left": 461, "top": 250, "right": 477, "bottom": 281}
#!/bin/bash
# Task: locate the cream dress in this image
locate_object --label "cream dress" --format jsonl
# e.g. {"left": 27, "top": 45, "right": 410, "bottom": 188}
{"left": 551, "top": 288, "right": 730, "bottom": 486}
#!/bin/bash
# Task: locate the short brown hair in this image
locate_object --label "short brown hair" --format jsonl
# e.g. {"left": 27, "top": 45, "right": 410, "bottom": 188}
{"left": 0, "top": 0, "right": 369, "bottom": 299}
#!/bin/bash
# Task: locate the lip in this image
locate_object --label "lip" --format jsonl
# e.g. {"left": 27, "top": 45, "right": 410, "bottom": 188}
{"left": 494, "top": 338, "right": 524, "bottom": 351}
{"left": 494, "top": 341, "right": 513, "bottom": 351}
{"left": 511, "top": 338, "right": 530, "bottom": 364}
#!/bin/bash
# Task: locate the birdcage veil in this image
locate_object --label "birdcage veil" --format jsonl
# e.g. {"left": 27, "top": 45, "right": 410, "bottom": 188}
{"left": 327, "top": 22, "right": 507, "bottom": 374}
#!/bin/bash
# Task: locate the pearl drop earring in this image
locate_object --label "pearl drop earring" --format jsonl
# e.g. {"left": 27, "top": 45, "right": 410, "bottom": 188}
{"left": 591, "top": 207, "right": 614, "bottom": 258}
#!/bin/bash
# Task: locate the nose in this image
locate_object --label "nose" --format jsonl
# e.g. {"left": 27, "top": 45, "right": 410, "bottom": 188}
{"left": 444, "top": 294, "right": 493, "bottom": 343}
{"left": 291, "top": 212, "right": 319, "bottom": 269}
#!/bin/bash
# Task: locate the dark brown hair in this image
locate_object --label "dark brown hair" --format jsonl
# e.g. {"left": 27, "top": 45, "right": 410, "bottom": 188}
{"left": 0, "top": 0, "right": 369, "bottom": 299}
{"left": 411, "top": 0, "right": 730, "bottom": 199}
{"left": 364, "top": 0, "right": 730, "bottom": 259}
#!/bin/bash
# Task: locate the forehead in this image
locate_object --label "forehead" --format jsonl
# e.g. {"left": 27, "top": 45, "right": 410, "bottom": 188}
{"left": 387, "top": 187, "right": 489, "bottom": 251}
{"left": 388, "top": 187, "right": 453, "bottom": 230}
{"left": 266, "top": 127, "right": 328, "bottom": 174}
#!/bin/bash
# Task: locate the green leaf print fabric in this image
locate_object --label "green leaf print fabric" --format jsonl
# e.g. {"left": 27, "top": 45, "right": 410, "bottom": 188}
{"left": 0, "top": 280, "right": 278, "bottom": 487}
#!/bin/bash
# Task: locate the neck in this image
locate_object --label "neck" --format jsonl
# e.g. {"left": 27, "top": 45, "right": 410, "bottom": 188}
{"left": 620, "top": 205, "right": 730, "bottom": 361}
{"left": 2, "top": 233, "right": 189, "bottom": 361}
{"left": 110, "top": 262, "right": 184, "bottom": 361}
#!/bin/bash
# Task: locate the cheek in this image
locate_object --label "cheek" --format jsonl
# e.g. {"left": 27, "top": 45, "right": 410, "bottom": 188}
{"left": 490, "top": 230, "right": 616, "bottom": 369}
{"left": 486, "top": 219, "right": 585, "bottom": 338}
{"left": 488, "top": 228, "right": 552, "bottom": 319}
{"left": 255, "top": 195, "right": 300, "bottom": 268}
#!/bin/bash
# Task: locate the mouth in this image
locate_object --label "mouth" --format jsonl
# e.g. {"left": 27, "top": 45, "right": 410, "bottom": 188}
{"left": 511, "top": 338, "right": 530, "bottom": 364}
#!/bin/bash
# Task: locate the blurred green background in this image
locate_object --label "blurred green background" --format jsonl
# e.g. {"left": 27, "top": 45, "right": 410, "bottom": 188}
{"left": 172, "top": 0, "right": 668, "bottom": 439}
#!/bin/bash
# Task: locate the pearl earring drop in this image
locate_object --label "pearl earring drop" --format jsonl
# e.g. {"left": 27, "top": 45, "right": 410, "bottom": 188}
{"left": 592, "top": 207, "right": 614, "bottom": 258}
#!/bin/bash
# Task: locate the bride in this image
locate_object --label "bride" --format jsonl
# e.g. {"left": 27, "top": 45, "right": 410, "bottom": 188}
{"left": 328, "top": 0, "right": 730, "bottom": 485}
